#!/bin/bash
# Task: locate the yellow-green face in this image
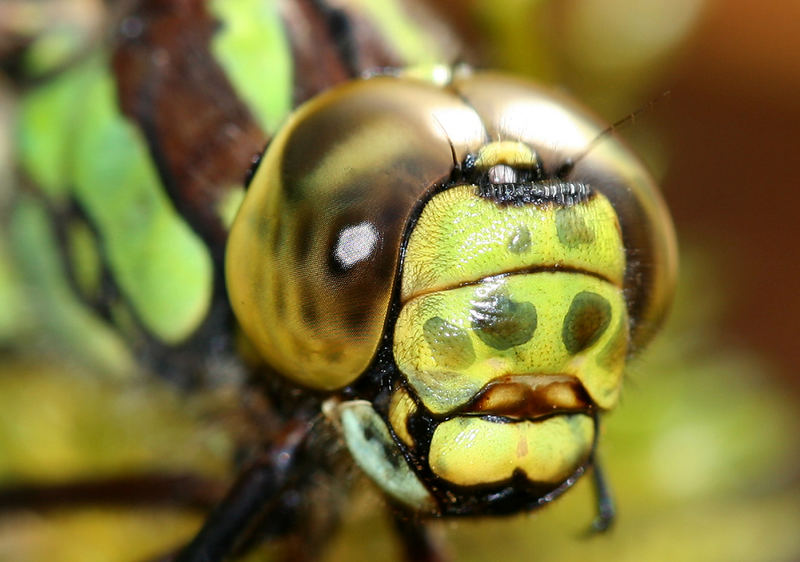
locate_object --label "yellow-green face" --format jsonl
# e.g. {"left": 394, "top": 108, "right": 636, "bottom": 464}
{"left": 391, "top": 141, "right": 629, "bottom": 490}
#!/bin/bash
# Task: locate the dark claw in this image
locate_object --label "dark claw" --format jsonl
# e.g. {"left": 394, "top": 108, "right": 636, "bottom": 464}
{"left": 588, "top": 452, "right": 616, "bottom": 535}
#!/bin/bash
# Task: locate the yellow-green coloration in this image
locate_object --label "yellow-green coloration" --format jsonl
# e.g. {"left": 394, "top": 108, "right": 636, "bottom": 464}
{"left": 428, "top": 414, "right": 594, "bottom": 486}
{"left": 388, "top": 388, "right": 416, "bottom": 448}
{"left": 401, "top": 185, "right": 625, "bottom": 303}
{"left": 395, "top": 171, "right": 629, "bottom": 416}
{"left": 423, "top": 316, "right": 476, "bottom": 369}
{"left": 209, "top": 0, "right": 292, "bottom": 133}
{"left": 337, "top": 401, "right": 436, "bottom": 513}
{"left": 216, "top": 186, "right": 246, "bottom": 229}
{"left": 394, "top": 272, "right": 628, "bottom": 415}
{"left": 393, "top": 129, "right": 634, "bottom": 490}
{"left": 346, "top": 0, "right": 454, "bottom": 67}
{"left": 226, "top": 74, "right": 676, "bottom": 398}
{"left": 66, "top": 219, "right": 102, "bottom": 300}
{"left": 17, "top": 56, "right": 213, "bottom": 344}
{"left": 9, "top": 198, "right": 136, "bottom": 375}
{"left": 596, "top": 313, "right": 629, "bottom": 371}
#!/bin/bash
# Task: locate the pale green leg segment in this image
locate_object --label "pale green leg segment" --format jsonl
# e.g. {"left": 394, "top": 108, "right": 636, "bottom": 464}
{"left": 336, "top": 401, "right": 437, "bottom": 514}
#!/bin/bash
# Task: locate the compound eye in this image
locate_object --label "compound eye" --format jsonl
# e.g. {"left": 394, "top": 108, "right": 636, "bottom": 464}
{"left": 225, "top": 77, "right": 484, "bottom": 390}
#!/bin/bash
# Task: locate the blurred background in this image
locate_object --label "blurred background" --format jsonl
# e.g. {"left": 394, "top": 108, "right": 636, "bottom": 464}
{"left": 0, "top": 0, "right": 798, "bottom": 561}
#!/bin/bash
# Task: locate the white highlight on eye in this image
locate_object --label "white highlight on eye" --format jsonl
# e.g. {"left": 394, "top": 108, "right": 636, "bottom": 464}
{"left": 334, "top": 221, "right": 379, "bottom": 268}
{"left": 430, "top": 106, "right": 485, "bottom": 148}
{"left": 499, "top": 100, "right": 592, "bottom": 151}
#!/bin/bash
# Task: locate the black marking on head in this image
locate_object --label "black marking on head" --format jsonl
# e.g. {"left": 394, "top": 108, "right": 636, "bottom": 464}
{"left": 507, "top": 225, "right": 532, "bottom": 254}
{"left": 562, "top": 291, "right": 612, "bottom": 355}
{"left": 470, "top": 290, "right": 537, "bottom": 350}
{"left": 556, "top": 207, "right": 595, "bottom": 247}
{"left": 423, "top": 316, "right": 475, "bottom": 369}
{"left": 477, "top": 179, "right": 593, "bottom": 207}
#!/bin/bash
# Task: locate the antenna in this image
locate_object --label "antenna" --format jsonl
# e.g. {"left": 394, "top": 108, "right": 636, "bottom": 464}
{"left": 431, "top": 115, "right": 462, "bottom": 179}
{"left": 556, "top": 90, "right": 671, "bottom": 178}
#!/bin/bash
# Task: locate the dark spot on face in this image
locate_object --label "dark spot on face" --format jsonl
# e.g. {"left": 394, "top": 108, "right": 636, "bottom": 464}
{"left": 423, "top": 317, "right": 475, "bottom": 369}
{"left": 507, "top": 225, "right": 532, "bottom": 254}
{"left": 556, "top": 206, "right": 595, "bottom": 248}
{"left": 362, "top": 421, "right": 381, "bottom": 444}
{"left": 471, "top": 289, "right": 537, "bottom": 350}
{"left": 562, "top": 291, "right": 612, "bottom": 354}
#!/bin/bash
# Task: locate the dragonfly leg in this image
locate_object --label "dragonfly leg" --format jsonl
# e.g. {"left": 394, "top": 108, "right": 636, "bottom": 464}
{"left": 174, "top": 420, "right": 312, "bottom": 562}
{"left": 590, "top": 451, "right": 616, "bottom": 533}
{"left": 392, "top": 511, "right": 449, "bottom": 562}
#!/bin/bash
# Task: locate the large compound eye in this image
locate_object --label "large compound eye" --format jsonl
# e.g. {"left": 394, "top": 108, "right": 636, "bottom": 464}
{"left": 225, "top": 77, "right": 485, "bottom": 390}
